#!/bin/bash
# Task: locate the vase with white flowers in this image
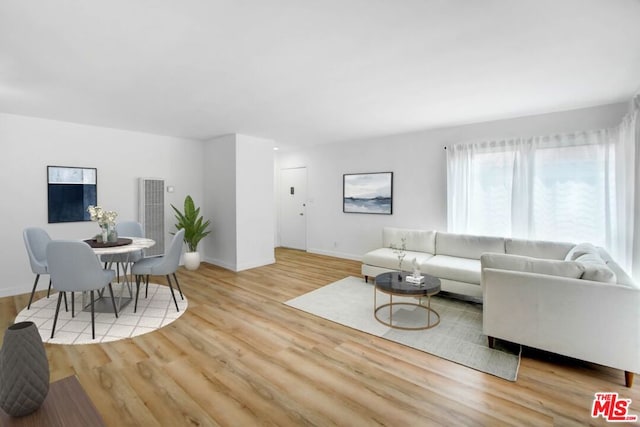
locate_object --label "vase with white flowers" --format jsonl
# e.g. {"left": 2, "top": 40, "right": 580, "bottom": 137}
{"left": 87, "top": 205, "right": 118, "bottom": 242}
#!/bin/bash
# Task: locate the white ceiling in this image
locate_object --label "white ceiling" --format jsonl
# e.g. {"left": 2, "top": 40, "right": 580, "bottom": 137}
{"left": 1, "top": 0, "right": 639, "bottom": 148}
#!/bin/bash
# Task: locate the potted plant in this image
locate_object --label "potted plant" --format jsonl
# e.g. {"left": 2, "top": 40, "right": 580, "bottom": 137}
{"left": 171, "top": 195, "right": 211, "bottom": 270}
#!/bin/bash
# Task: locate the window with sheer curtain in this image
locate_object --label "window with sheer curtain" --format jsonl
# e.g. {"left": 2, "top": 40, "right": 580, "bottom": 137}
{"left": 446, "top": 130, "right": 617, "bottom": 250}
{"left": 447, "top": 96, "right": 639, "bottom": 277}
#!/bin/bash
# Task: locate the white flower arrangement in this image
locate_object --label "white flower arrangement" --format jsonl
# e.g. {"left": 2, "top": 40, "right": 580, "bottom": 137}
{"left": 87, "top": 205, "right": 118, "bottom": 228}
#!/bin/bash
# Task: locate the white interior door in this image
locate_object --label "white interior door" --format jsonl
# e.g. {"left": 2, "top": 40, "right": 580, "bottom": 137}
{"left": 279, "top": 167, "right": 307, "bottom": 250}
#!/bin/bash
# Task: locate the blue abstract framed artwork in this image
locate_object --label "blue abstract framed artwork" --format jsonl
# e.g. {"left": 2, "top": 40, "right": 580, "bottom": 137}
{"left": 47, "top": 166, "right": 97, "bottom": 223}
{"left": 343, "top": 172, "right": 393, "bottom": 214}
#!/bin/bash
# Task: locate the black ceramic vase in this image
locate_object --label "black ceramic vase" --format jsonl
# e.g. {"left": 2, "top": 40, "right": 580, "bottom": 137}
{"left": 0, "top": 321, "right": 49, "bottom": 417}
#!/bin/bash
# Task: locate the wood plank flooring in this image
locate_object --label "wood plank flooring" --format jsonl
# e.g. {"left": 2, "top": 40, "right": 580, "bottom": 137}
{"left": 1, "top": 248, "right": 638, "bottom": 426}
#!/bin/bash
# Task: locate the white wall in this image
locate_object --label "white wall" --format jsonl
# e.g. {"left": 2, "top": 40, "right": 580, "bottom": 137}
{"left": 203, "top": 134, "right": 237, "bottom": 270}
{"left": 0, "top": 113, "right": 204, "bottom": 297}
{"left": 202, "top": 134, "right": 275, "bottom": 271}
{"left": 276, "top": 102, "right": 629, "bottom": 261}
{"left": 236, "top": 135, "right": 275, "bottom": 270}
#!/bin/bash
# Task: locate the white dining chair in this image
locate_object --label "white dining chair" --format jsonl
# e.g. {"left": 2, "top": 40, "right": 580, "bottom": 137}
{"left": 47, "top": 240, "right": 119, "bottom": 339}
{"left": 132, "top": 229, "right": 185, "bottom": 313}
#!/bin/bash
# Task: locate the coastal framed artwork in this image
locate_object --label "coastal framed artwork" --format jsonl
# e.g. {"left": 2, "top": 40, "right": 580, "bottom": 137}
{"left": 343, "top": 172, "right": 393, "bottom": 214}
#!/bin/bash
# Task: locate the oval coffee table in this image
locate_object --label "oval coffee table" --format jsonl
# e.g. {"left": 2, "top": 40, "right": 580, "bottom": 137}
{"left": 374, "top": 271, "right": 441, "bottom": 330}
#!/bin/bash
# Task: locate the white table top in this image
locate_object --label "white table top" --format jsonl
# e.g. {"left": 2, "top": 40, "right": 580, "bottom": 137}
{"left": 90, "top": 237, "right": 156, "bottom": 256}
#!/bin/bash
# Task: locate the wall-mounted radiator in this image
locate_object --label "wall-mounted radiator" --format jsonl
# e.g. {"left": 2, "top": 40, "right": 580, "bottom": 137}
{"left": 138, "top": 178, "right": 165, "bottom": 257}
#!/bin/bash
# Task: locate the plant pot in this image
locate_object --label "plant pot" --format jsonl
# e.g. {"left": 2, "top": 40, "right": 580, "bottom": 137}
{"left": 183, "top": 251, "right": 201, "bottom": 270}
{"left": 0, "top": 321, "right": 49, "bottom": 417}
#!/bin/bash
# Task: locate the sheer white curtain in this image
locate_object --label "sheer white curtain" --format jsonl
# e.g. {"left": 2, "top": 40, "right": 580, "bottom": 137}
{"left": 615, "top": 94, "right": 639, "bottom": 277}
{"left": 446, "top": 129, "right": 623, "bottom": 263}
{"left": 447, "top": 141, "right": 516, "bottom": 237}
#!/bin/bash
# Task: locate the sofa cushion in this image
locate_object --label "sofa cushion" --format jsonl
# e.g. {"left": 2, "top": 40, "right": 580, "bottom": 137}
{"left": 362, "top": 248, "right": 433, "bottom": 271}
{"left": 574, "top": 253, "right": 617, "bottom": 283}
{"left": 505, "top": 238, "right": 574, "bottom": 260}
{"left": 435, "top": 232, "right": 504, "bottom": 259}
{"left": 383, "top": 228, "right": 435, "bottom": 254}
{"left": 421, "top": 255, "right": 481, "bottom": 285}
{"left": 481, "top": 253, "right": 585, "bottom": 279}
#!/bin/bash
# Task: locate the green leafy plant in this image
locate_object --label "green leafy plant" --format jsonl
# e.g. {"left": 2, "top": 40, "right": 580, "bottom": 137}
{"left": 171, "top": 195, "right": 211, "bottom": 252}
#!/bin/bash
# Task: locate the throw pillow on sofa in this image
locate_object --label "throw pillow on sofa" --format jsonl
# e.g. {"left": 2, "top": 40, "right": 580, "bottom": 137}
{"left": 564, "top": 242, "right": 599, "bottom": 261}
{"left": 565, "top": 243, "right": 617, "bottom": 283}
{"left": 574, "top": 253, "right": 617, "bottom": 283}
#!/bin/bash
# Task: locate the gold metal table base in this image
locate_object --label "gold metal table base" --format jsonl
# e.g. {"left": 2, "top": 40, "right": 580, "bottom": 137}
{"left": 374, "top": 288, "right": 440, "bottom": 330}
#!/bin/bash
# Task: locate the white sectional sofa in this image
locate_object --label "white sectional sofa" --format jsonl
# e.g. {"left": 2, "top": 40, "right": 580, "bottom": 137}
{"left": 362, "top": 227, "right": 575, "bottom": 299}
{"left": 361, "top": 227, "right": 640, "bottom": 386}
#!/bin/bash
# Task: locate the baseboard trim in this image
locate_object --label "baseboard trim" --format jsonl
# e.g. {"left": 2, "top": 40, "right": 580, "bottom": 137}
{"left": 307, "top": 248, "right": 362, "bottom": 262}
{"left": 202, "top": 257, "right": 276, "bottom": 272}
{"left": 236, "top": 258, "right": 276, "bottom": 272}
{"left": 202, "top": 257, "right": 236, "bottom": 271}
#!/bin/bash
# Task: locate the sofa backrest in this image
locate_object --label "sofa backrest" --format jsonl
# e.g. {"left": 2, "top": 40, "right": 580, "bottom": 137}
{"left": 383, "top": 227, "right": 435, "bottom": 254}
{"left": 505, "top": 238, "right": 574, "bottom": 260}
{"left": 481, "top": 253, "right": 586, "bottom": 279}
{"left": 435, "top": 232, "right": 505, "bottom": 259}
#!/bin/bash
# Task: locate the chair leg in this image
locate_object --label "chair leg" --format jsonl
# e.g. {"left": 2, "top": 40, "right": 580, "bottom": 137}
{"left": 126, "top": 263, "right": 134, "bottom": 291}
{"left": 50, "top": 292, "right": 63, "bottom": 339}
{"left": 27, "top": 274, "right": 40, "bottom": 309}
{"left": 166, "top": 275, "right": 179, "bottom": 312}
{"left": 107, "top": 283, "right": 118, "bottom": 318}
{"left": 71, "top": 292, "right": 75, "bottom": 318}
{"left": 145, "top": 275, "right": 149, "bottom": 298}
{"left": 134, "top": 275, "right": 141, "bottom": 313}
{"left": 90, "top": 290, "right": 95, "bottom": 340}
{"left": 63, "top": 291, "right": 68, "bottom": 312}
{"left": 47, "top": 279, "right": 52, "bottom": 298}
{"left": 173, "top": 273, "right": 184, "bottom": 300}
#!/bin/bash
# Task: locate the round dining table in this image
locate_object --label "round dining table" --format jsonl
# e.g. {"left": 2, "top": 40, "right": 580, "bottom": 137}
{"left": 88, "top": 237, "right": 156, "bottom": 257}
{"left": 84, "top": 237, "right": 156, "bottom": 313}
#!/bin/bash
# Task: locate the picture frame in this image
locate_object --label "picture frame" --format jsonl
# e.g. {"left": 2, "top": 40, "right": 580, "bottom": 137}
{"left": 343, "top": 172, "right": 393, "bottom": 214}
{"left": 47, "top": 166, "right": 98, "bottom": 223}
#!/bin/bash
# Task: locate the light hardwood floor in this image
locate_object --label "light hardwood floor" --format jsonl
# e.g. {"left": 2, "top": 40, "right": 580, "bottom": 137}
{"left": 1, "top": 248, "right": 638, "bottom": 426}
